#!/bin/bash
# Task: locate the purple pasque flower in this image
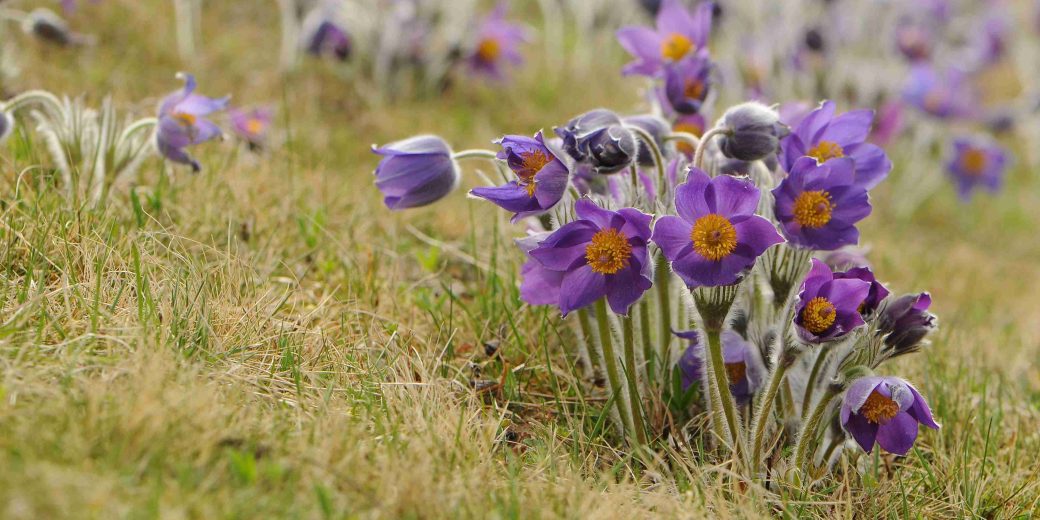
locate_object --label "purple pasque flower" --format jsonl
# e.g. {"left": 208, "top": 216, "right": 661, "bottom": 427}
{"left": 672, "top": 114, "right": 706, "bottom": 158}
{"left": 300, "top": 3, "right": 351, "bottom": 61}
{"left": 879, "top": 292, "right": 936, "bottom": 352}
{"left": 372, "top": 135, "right": 459, "bottom": 210}
{"left": 555, "top": 109, "right": 638, "bottom": 174}
{"left": 673, "top": 329, "right": 703, "bottom": 391}
{"left": 840, "top": 376, "right": 939, "bottom": 455}
{"left": 773, "top": 157, "right": 872, "bottom": 251}
{"left": 468, "top": 3, "right": 528, "bottom": 79}
{"left": 525, "top": 199, "right": 653, "bottom": 316}
{"left": 229, "top": 106, "right": 273, "bottom": 149}
{"left": 902, "top": 65, "right": 975, "bottom": 119}
{"left": 945, "top": 136, "right": 1009, "bottom": 201}
{"left": 652, "top": 168, "right": 783, "bottom": 288}
{"left": 717, "top": 101, "right": 788, "bottom": 162}
{"left": 661, "top": 54, "right": 713, "bottom": 115}
{"left": 673, "top": 329, "right": 763, "bottom": 402}
{"left": 516, "top": 232, "right": 564, "bottom": 307}
{"left": 156, "top": 73, "right": 229, "bottom": 172}
{"left": 794, "top": 259, "right": 871, "bottom": 343}
{"left": 780, "top": 100, "right": 892, "bottom": 190}
{"left": 834, "top": 266, "right": 889, "bottom": 316}
{"left": 470, "top": 131, "right": 569, "bottom": 222}
{"left": 869, "top": 101, "right": 904, "bottom": 148}
{"left": 616, "top": 0, "right": 714, "bottom": 77}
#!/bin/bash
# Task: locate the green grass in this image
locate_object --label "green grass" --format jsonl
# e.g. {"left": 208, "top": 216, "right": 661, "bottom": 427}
{"left": 1, "top": 1, "right": 1039, "bottom": 517}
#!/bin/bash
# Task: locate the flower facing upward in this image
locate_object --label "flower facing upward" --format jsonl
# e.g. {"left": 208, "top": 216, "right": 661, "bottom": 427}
{"left": 773, "top": 157, "right": 871, "bottom": 251}
{"left": 841, "top": 376, "right": 939, "bottom": 455}
{"left": 616, "top": 0, "right": 714, "bottom": 77}
{"left": 524, "top": 199, "right": 653, "bottom": 316}
{"left": 372, "top": 135, "right": 459, "bottom": 210}
{"left": 229, "top": 107, "right": 273, "bottom": 149}
{"left": 470, "top": 132, "right": 569, "bottom": 222}
{"left": 467, "top": 3, "right": 528, "bottom": 79}
{"left": 780, "top": 100, "right": 892, "bottom": 190}
{"left": 793, "top": 259, "right": 871, "bottom": 343}
{"left": 945, "top": 136, "right": 1009, "bottom": 201}
{"left": 652, "top": 168, "right": 783, "bottom": 288}
{"left": 156, "top": 73, "right": 229, "bottom": 172}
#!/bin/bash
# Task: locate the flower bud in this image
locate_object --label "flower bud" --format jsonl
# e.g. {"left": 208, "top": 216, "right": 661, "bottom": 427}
{"left": 23, "top": 8, "right": 74, "bottom": 46}
{"left": 555, "top": 109, "right": 637, "bottom": 174}
{"left": 878, "top": 293, "right": 936, "bottom": 353}
{"left": 372, "top": 135, "right": 460, "bottom": 210}
{"left": 716, "top": 102, "right": 789, "bottom": 162}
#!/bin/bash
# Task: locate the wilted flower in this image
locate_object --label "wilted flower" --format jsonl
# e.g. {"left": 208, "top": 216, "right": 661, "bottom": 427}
{"left": 156, "top": 73, "right": 229, "bottom": 172}
{"left": 470, "top": 131, "right": 569, "bottom": 222}
{"left": 372, "top": 135, "right": 459, "bottom": 210}
{"left": 467, "top": 3, "right": 527, "bottom": 79}
{"left": 229, "top": 107, "right": 273, "bottom": 149}
{"left": 945, "top": 136, "right": 1009, "bottom": 201}
{"left": 773, "top": 157, "right": 871, "bottom": 251}
{"left": 661, "top": 54, "right": 713, "bottom": 115}
{"left": 834, "top": 266, "right": 889, "bottom": 316}
{"left": 616, "top": 0, "right": 714, "bottom": 77}
{"left": 793, "top": 259, "right": 871, "bottom": 343}
{"left": 653, "top": 168, "right": 783, "bottom": 287}
{"left": 780, "top": 100, "right": 891, "bottom": 190}
{"left": 879, "top": 292, "right": 936, "bottom": 353}
{"left": 555, "top": 109, "right": 638, "bottom": 174}
{"left": 840, "top": 376, "right": 939, "bottom": 455}
{"left": 902, "top": 65, "right": 975, "bottom": 119}
{"left": 716, "top": 102, "right": 788, "bottom": 162}
{"left": 673, "top": 329, "right": 763, "bottom": 402}
{"left": 524, "top": 199, "right": 653, "bottom": 316}
{"left": 300, "top": 7, "right": 351, "bottom": 61}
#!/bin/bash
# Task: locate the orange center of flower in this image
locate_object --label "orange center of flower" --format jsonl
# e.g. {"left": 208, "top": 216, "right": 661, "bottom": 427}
{"left": 515, "top": 150, "right": 552, "bottom": 197}
{"left": 684, "top": 79, "right": 706, "bottom": 100}
{"left": 245, "top": 118, "right": 264, "bottom": 136}
{"left": 860, "top": 390, "right": 900, "bottom": 424}
{"left": 661, "top": 33, "right": 694, "bottom": 60}
{"left": 477, "top": 37, "right": 501, "bottom": 62}
{"left": 173, "top": 112, "right": 197, "bottom": 127}
{"left": 923, "top": 90, "right": 945, "bottom": 113}
{"left": 792, "top": 190, "right": 833, "bottom": 229}
{"left": 801, "top": 296, "right": 837, "bottom": 334}
{"left": 806, "top": 140, "right": 845, "bottom": 163}
{"left": 725, "top": 362, "right": 747, "bottom": 384}
{"left": 690, "top": 213, "right": 738, "bottom": 261}
{"left": 673, "top": 122, "right": 703, "bottom": 155}
{"left": 585, "top": 228, "right": 632, "bottom": 275}
{"left": 960, "top": 148, "right": 987, "bottom": 177}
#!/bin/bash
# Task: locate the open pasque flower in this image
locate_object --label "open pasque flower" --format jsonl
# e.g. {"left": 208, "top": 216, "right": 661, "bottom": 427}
{"left": 467, "top": 3, "right": 528, "bottom": 79}
{"left": 945, "top": 136, "right": 1009, "bottom": 201}
{"left": 229, "top": 106, "right": 273, "bottom": 149}
{"left": 653, "top": 168, "right": 783, "bottom": 287}
{"left": 793, "top": 259, "right": 871, "bottom": 343}
{"left": 773, "top": 157, "right": 871, "bottom": 251}
{"left": 616, "top": 0, "right": 714, "bottom": 77}
{"left": 470, "top": 131, "right": 569, "bottom": 222}
{"left": 156, "top": 73, "right": 229, "bottom": 172}
{"left": 841, "top": 376, "right": 939, "bottom": 455}
{"left": 372, "top": 135, "right": 459, "bottom": 210}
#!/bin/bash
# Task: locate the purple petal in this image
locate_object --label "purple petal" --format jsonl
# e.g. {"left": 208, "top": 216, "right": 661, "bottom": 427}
{"left": 876, "top": 412, "right": 919, "bottom": 455}
{"left": 708, "top": 174, "right": 760, "bottom": 218}
{"left": 651, "top": 216, "right": 694, "bottom": 260}
{"left": 560, "top": 265, "right": 607, "bottom": 315}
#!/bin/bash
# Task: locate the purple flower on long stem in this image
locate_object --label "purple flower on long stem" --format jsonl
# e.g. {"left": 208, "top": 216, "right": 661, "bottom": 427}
{"left": 616, "top": 0, "right": 714, "bottom": 77}
{"left": 523, "top": 199, "right": 653, "bottom": 316}
{"left": 779, "top": 100, "right": 892, "bottom": 190}
{"left": 793, "top": 259, "right": 871, "bottom": 343}
{"left": 156, "top": 73, "right": 229, "bottom": 172}
{"left": 661, "top": 54, "right": 713, "bottom": 115}
{"left": 673, "top": 329, "right": 763, "bottom": 402}
{"left": 902, "top": 65, "right": 975, "bottom": 119}
{"left": 555, "top": 109, "right": 637, "bottom": 174}
{"left": 653, "top": 168, "right": 783, "bottom": 287}
{"left": 773, "top": 157, "right": 871, "bottom": 251}
{"left": 229, "top": 106, "right": 273, "bottom": 149}
{"left": 470, "top": 131, "right": 569, "bottom": 222}
{"left": 467, "top": 3, "right": 527, "bottom": 79}
{"left": 945, "top": 136, "right": 1009, "bottom": 201}
{"left": 834, "top": 266, "right": 889, "bottom": 316}
{"left": 841, "top": 376, "right": 939, "bottom": 455}
{"left": 372, "top": 135, "right": 459, "bottom": 210}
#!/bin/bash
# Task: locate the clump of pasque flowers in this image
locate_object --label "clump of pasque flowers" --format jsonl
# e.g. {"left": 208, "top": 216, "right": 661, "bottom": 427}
{"left": 371, "top": 0, "right": 940, "bottom": 486}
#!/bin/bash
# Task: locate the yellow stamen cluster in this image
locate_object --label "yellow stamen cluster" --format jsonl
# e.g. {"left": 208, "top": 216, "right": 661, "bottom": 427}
{"left": 516, "top": 150, "right": 552, "bottom": 197}
{"left": 476, "top": 37, "right": 501, "bottom": 62}
{"left": 792, "top": 190, "right": 833, "bottom": 229}
{"left": 960, "top": 148, "right": 988, "bottom": 177}
{"left": 806, "top": 140, "right": 845, "bottom": 163}
{"left": 661, "top": 33, "right": 694, "bottom": 61}
{"left": 725, "top": 362, "right": 747, "bottom": 384}
{"left": 673, "top": 121, "right": 703, "bottom": 155}
{"left": 690, "top": 213, "right": 738, "bottom": 261}
{"left": 173, "top": 112, "right": 197, "bottom": 127}
{"left": 801, "top": 296, "right": 837, "bottom": 335}
{"left": 861, "top": 390, "right": 900, "bottom": 424}
{"left": 585, "top": 228, "right": 632, "bottom": 275}
{"left": 245, "top": 118, "right": 264, "bottom": 136}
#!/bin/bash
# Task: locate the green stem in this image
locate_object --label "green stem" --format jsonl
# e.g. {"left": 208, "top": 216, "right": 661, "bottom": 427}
{"left": 750, "top": 362, "right": 787, "bottom": 471}
{"left": 705, "top": 328, "right": 741, "bottom": 455}
{"left": 655, "top": 256, "right": 673, "bottom": 372}
{"left": 622, "top": 317, "right": 648, "bottom": 446}
{"left": 692, "top": 127, "right": 730, "bottom": 171}
{"left": 594, "top": 299, "right": 634, "bottom": 443}
{"left": 801, "top": 346, "right": 832, "bottom": 419}
{"left": 626, "top": 125, "right": 666, "bottom": 193}
{"left": 638, "top": 299, "right": 655, "bottom": 385}
{"left": 791, "top": 387, "right": 840, "bottom": 471}
{"left": 451, "top": 149, "right": 499, "bottom": 161}
{"left": 576, "top": 308, "right": 603, "bottom": 383}
{"left": 1, "top": 90, "right": 65, "bottom": 118}
{"left": 117, "top": 118, "right": 159, "bottom": 146}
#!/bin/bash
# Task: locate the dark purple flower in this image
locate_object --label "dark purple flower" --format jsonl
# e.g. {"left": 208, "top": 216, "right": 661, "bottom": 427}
{"left": 155, "top": 73, "right": 229, "bottom": 172}
{"left": 470, "top": 131, "right": 569, "bottom": 222}
{"left": 372, "top": 135, "right": 459, "bottom": 210}
{"left": 902, "top": 65, "right": 975, "bottom": 119}
{"left": 840, "top": 376, "right": 939, "bottom": 455}
{"left": 780, "top": 100, "right": 891, "bottom": 190}
{"left": 945, "top": 136, "right": 1009, "bottom": 201}
{"left": 301, "top": 9, "right": 351, "bottom": 62}
{"left": 834, "top": 266, "right": 889, "bottom": 316}
{"left": 717, "top": 102, "right": 788, "bottom": 162}
{"left": 229, "top": 106, "right": 273, "bottom": 149}
{"left": 652, "top": 168, "right": 783, "bottom": 288}
{"left": 616, "top": 0, "right": 714, "bottom": 77}
{"left": 773, "top": 157, "right": 872, "bottom": 251}
{"left": 661, "top": 54, "right": 713, "bottom": 115}
{"left": 524, "top": 199, "right": 653, "bottom": 316}
{"left": 673, "top": 329, "right": 762, "bottom": 402}
{"left": 879, "top": 292, "right": 936, "bottom": 352}
{"left": 555, "top": 109, "right": 638, "bottom": 174}
{"left": 793, "top": 259, "right": 871, "bottom": 343}
{"left": 467, "top": 3, "right": 528, "bottom": 79}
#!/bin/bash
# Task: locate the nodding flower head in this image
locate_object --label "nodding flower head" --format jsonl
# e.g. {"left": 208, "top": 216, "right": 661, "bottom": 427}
{"left": 467, "top": 3, "right": 528, "bottom": 79}
{"left": 879, "top": 292, "right": 936, "bottom": 354}
{"left": 945, "top": 135, "right": 1009, "bottom": 201}
{"left": 673, "top": 329, "right": 704, "bottom": 391}
{"left": 793, "top": 259, "right": 871, "bottom": 343}
{"left": 773, "top": 156, "right": 871, "bottom": 251}
{"left": 469, "top": 131, "right": 569, "bottom": 222}
{"left": 301, "top": 7, "right": 351, "bottom": 61}
{"left": 652, "top": 167, "right": 783, "bottom": 288}
{"left": 716, "top": 102, "right": 788, "bottom": 162}
{"left": 156, "top": 73, "right": 230, "bottom": 172}
{"left": 841, "top": 376, "right": 939, "bottom": 455}
{"left": 555, "top": 109, "right": 638, "bottom": 174}
{"left": 229, "top": 107, "right": 274, "bottom": 149}
{"left": 617, "top": 0, "right": 714, "bottom": 77}
{"left": 372, "top": 135, "right": 459, "bottom": 210}
{"left": 833, "top": 266, "right": 889, "bottom": 316}
{"left": 523, "top": 199, "right": 653, "bottom": 316}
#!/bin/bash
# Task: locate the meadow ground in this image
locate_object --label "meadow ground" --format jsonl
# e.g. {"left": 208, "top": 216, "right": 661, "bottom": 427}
{"left": 1, "top": 1, "right": 1039, "bottom": 518}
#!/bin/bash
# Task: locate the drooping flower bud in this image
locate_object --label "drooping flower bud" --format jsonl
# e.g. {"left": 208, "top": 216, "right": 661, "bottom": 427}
{"left": 372, "top": 135, "right": 459, "bottom": 210}
{"left": 716, "top": 102, "right": 788, "bottom": 162}
{"left": 878, "top": 293, "right": 936, "bottom": 353}
{"left": 555, "top": 109, "right": 638, "bottom": 174}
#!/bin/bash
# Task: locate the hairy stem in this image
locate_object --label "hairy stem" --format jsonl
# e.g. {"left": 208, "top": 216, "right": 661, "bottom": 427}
{"left": 791, "top": 387, "right": 840, "bottom": 470}
{"left": 594, "top": 299, "right": 634, "bottom": 444}
{"left": 622, "top": 317, "right": 648, "bottom": 446}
